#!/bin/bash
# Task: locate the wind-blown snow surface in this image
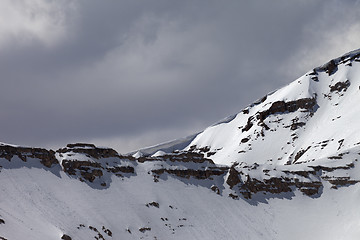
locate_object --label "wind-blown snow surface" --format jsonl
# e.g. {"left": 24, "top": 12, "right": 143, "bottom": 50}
{"left": 2, "top": 49, "right": 360, "bottom": 239}
{"left": 1, "top": 163, "right": 359, "bottom": 240}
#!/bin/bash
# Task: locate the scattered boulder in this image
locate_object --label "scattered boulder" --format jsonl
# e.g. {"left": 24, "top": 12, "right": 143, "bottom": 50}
{"left": 146, "top": 202, "right": 160, "bottom": 208}
{"left": 211, "top": 185, "right": 220, "bottom": 194}
{"left": 102, "top": 226, "right": 112, "bottom": 237}
{"left": 61, "top": 234, "right": 72, "bottom": 240}
{"left": 139, "top": 227, "right": 151, "bottom": 233}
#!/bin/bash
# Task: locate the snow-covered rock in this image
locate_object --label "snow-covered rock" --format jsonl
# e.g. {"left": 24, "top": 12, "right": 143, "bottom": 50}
{"left": 1, "top": 49, "right": 360, "bottom": 239}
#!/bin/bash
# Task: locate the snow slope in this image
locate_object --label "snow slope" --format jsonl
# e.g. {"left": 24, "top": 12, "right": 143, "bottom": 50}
{"left": 139, "top": 48, "right": 360, "bottom": 167}
{"left": 1, "top": 157, "right": 360, "bottom": 240}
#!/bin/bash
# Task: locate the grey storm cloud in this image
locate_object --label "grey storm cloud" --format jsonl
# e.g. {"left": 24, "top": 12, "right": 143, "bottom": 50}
{"left": 1, "top": 0, "right": 360, "bottom": 153}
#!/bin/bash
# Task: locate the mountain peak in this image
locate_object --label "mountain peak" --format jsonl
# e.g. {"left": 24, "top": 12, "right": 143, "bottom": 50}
{"left": 132, "top": 48, "right": 360, "bottom": 168}
{"left": 314, "top": 48, "right": 360, "bottom": 75}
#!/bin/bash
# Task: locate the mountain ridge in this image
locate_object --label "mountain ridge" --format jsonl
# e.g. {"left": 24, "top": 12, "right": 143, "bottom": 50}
{"left": 1, "top": 48, "right": 360, "bottom": 239}
{"left": 133, "top": 48, "right": 360, "bottom": 159}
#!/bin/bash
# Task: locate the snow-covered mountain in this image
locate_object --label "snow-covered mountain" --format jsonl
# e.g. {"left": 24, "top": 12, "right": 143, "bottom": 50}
{"left": 138, "top": 48, "right": 360, "bottom": 165}
{"left": 1, "top": 49, "right": 360, "bottom": 240}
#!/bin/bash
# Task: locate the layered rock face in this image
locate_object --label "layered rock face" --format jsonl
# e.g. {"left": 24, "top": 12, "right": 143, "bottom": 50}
{"left": 0, "top": 144, "right": 58, "bottom": 167}
{"left": 0, "top": 140, "right": 358, "bottom": 203}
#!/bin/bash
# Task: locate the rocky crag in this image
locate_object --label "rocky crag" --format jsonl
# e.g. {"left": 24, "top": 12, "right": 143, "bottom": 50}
{"left": 1, "top": 139, "right": 358, "bottom": 204}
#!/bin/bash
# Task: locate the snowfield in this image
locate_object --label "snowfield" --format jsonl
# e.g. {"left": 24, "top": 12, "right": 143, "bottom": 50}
{"left": 0, "top": 163, "right": 359, "bottom": 240}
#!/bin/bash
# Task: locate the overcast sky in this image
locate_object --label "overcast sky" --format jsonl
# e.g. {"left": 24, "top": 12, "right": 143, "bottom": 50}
{"left": 1, "top": 0, "right": 360, "bottom": 153}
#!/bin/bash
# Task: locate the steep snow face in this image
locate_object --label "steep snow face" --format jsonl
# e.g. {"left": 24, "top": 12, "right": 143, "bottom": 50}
{"left": 184, "top": 49, "right": 360, "bottom": 166}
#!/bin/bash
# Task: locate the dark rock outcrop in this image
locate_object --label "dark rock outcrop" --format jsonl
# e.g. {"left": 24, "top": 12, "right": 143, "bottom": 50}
{"left": 226, "top": 159, "right": 358, "bottom": 200}
{"left": 257, "top": 97, "right": 317, "bottom": 122}
{"left": 243, "top": 97, "right": 317, "bottom": 132}
{"left": 57, "top": 143, "right": 121, "bottom": 159}
{"left": 330, "top": 80, "right": 350, "bottom": 93}
{"left": 152, "top": 168, "right": 226, "bottom": 180}
{"left": 226, "top": 165, "right": 241, "bottom": 189}
{"left": 106, "top": 166, "right": 135, "bottom": 174}
{"left": 0, "top": 145, "right": 58, "bottom": 168}
{"left": 138, "top": 151, "right": 214, "bottom": 164}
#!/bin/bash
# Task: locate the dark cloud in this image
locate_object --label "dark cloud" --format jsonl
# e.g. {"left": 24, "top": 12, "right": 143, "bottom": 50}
{"left": 1, "top": 0, "right": 360, "bottom": 152}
